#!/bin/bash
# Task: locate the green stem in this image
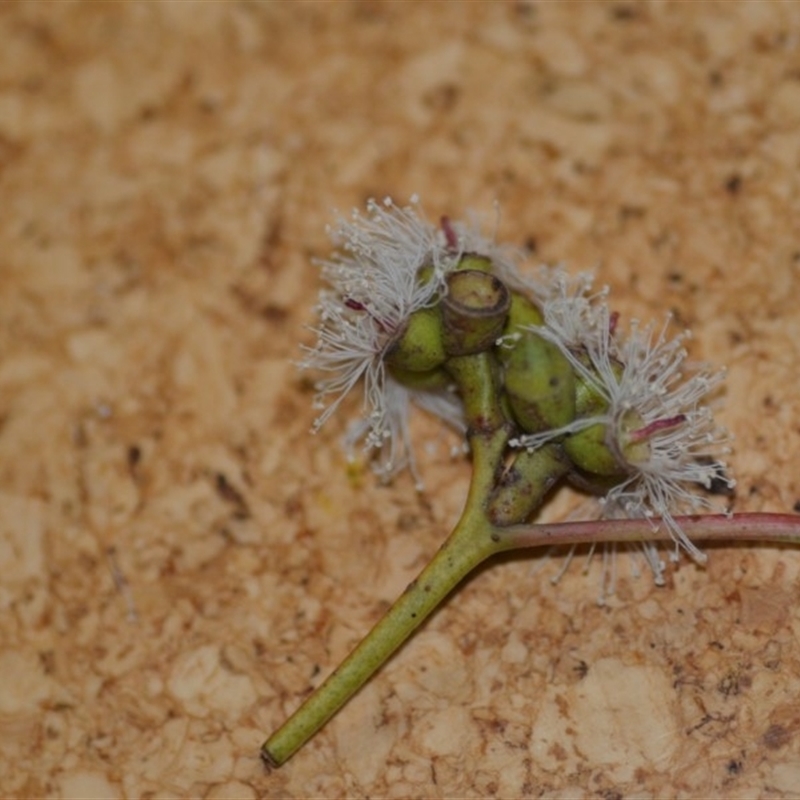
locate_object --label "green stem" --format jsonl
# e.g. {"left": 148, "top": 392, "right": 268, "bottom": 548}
{"left": 262, "top": 352, "right": 512, "bottom": 768}
{"left": 445, "top": 351, "right": 506, "bottom": 433}
{"left": 262, "top": 429, "right": 507, "bottom": 767}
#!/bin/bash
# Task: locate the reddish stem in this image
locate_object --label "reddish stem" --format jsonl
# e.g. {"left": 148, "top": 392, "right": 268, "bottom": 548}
{"left": 497, "top": 513, "right": 800, "bottom": 550}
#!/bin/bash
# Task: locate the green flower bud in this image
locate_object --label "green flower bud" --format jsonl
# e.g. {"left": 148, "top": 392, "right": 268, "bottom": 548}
{"left": 455, "top": 253, "right": 493, "bottom": 273}
{"left": 442, "top": 270, "right": 510, "bottom": 356}
{"left": 501, "top": 331, "right": 576, "bottom": 433}
{"left": 386, "top": 307, "right": 446, "bottom": 373}
{"left": 487, "top": 443, "right": 569, "bottom": 526}
{"left": 574, "top": 375, "right": 607, "bottom": 418}
{"left": 504, "top": 291, "right": 544, "bottom": 333}
{"left": 416, "top": 264, "right": 437, "bottom": 286}
{"left": 572, "top": 351, "right": 619, "bottom": 418}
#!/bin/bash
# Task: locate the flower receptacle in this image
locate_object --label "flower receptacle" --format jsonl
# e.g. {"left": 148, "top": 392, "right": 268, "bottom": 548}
{"left": 386, "top": 307, "right": 447, "bottom": 373}
{"left": 442, "top": 270, "right": 511, "bottom": 356}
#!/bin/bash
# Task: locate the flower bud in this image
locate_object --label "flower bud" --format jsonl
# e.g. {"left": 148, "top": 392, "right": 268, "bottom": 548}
{"left": 386, "top": 307, "right": 447, "bottom": 373}
{"left": 572, "top": 352, "right": 620, "bottom": 418}
{"left": 501, "top": 331, "right": 576, "bottom": 433}
{"left": 442, "top": 270, "right": 510, "bottom": 356}
{"left": 455, "top": 253, "right": 493, "bottom": 273}
{"left": 504, "top": 291, "right": 545, "bottom": 332}
{"left": 488, "top": 444, "right": 569, "bottom": 526}
{"left": 387, "top": 363, "right": 451, "bottom": 392}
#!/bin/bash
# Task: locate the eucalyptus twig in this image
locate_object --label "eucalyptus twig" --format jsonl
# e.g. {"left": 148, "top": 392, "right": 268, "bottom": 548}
{"left": 262, "top": 196, "right": 797, "bottom": 768}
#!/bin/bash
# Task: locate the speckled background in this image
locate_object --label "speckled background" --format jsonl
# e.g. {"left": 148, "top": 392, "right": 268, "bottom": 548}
{"left": 2, "top": 2, "right": 800, "bottom": 798}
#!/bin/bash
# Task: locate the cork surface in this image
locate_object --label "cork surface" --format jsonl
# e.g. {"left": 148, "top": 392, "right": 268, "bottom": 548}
{"left": 2, "top": 2, "right": 800, "bottom": 797}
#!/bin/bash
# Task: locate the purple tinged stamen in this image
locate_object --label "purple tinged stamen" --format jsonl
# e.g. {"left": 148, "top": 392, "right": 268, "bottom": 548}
{"left": 344, "top": 297, "right": 367, "bottom": 312}
{"left": 609, "top": 311, "right": 620, "bottom": 336}
{"left": 628, "top": 414, "right": 687, "bottom": 443}
{"left": 344, "top": 296, "right": 390, "bottom": 334}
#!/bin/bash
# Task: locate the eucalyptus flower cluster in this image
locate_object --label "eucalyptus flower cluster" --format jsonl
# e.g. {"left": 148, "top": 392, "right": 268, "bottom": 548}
{"left": 263, "top": 197, "right": 787, "bottom": 770}
{"left": 302, "top": 196, "right": 733, "bottom": 565}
